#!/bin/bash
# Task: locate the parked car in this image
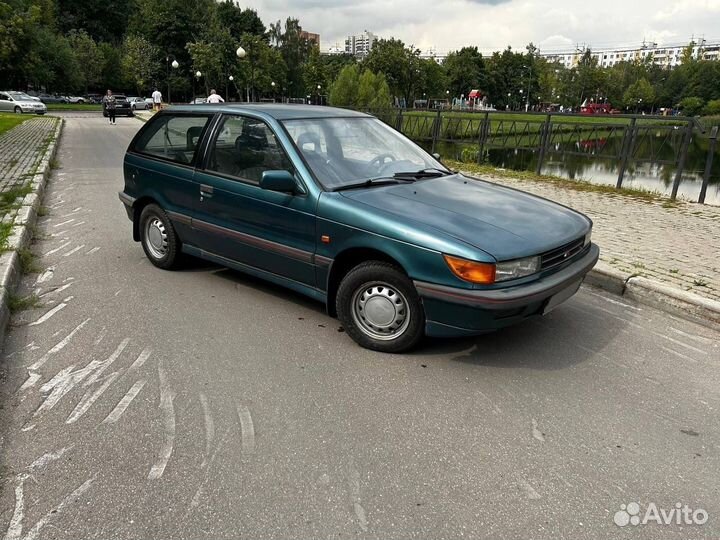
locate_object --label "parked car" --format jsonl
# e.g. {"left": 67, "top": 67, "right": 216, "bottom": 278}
{"left": 86, "top": 94, "right": 102, "bottom": 104}
{"left": 103, "top": 94, "right": 133, "bottom": 117}
{"left": 119, "top": 105, "right": 598, "bottom": 352}
{"left": 38, "top": 94, "right": 68, "bottom": 104}
{"left": 0, "top": 91, "right": 47, "bottom": 114}
{"left": 190, "top": 97, "right": 207, "bottom": 104}
{"left": 128, "top": 97, "right": 150, "bottom": 111}
{"left": 66, "top": 96, "right": 86, "bottom": 104}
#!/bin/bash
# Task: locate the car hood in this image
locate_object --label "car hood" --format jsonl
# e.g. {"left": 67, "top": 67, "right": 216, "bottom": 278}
{"left": 339, "top": 174, "right": 591, "bottom": 260}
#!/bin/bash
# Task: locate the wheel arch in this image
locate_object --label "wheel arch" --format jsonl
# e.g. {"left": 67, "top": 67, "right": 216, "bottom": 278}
{"left": 325, "top": 247, "right": 408, "bottom": 317}
{"left": 131, "top": 196, "right": 159, "bottom": 241}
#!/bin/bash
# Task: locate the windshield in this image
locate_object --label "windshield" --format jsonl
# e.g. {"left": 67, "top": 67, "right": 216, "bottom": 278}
{"left": 7, "top": 92, "right": 29, "bottom": 100}
{"left": 282, "top": 117, "right": 447, "bottom": 190}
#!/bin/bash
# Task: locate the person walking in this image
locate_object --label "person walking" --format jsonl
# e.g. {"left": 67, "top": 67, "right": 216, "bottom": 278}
{"left": 206, "top": 89, "right": 224, "bottom": 104}
{"left": 103, "top": 89, "right": 117, "bottom": 125}
{"left": 152, "top": 88, "right": 163, "bottom": 111}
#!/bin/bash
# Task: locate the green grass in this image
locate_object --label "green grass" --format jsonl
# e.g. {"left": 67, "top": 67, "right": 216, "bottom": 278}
{"left": 0, "top": 221, "right": 13, "bottom": 252}
{"left": 7, "top": 292, "right": 41, "bottom": 312}
{"left": 0, "top": 184, "right": 33, "bottom": 215}
{"left": 446, "top": 158, "right": 675, "bottom": 203}
{"left": 0, "top": 113, "right": 31, "bottom": 136}
{"left": 17, "top": 247, "right": 41, "bottom": 273}
{"left": 46, "top": 103, "right": 102, "bottom": 111}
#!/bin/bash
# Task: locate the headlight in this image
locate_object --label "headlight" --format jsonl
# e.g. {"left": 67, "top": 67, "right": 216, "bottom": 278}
{"left": 443, "top": 254, "right": 496, "bottom": 284}
{"left": 584, "top": 231, "right": 592, "bottom": 247}
{"left": 495, "top": 256, "right": 541, "bottom": 282}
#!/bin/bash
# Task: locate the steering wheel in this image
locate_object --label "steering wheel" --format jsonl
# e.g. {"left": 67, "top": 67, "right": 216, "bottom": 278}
{"left": 369, "top": 153, "right": 397, "bottom": 169}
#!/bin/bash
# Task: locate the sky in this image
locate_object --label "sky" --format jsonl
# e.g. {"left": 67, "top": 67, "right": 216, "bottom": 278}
{"left": 247, "top": 0, "right": 720, "bottom": 54}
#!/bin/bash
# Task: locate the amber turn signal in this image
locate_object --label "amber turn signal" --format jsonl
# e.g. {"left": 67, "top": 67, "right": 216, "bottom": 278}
{"left": 443, "top": 254, "right": 496, "bottom": 284}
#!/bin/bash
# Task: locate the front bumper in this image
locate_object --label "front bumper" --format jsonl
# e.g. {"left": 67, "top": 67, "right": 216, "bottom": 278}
{"left": 416, "top": 243, "right": 600, "bottom": 337}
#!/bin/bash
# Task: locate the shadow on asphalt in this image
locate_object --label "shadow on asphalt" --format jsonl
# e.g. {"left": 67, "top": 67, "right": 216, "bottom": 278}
{"left": 177, "top": 256, "right": 622, "bottom": 369}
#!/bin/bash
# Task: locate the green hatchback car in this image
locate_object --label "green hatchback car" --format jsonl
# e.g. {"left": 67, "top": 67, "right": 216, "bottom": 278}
{"left": 120, "top": 105, "right": 599, "bottom": 352}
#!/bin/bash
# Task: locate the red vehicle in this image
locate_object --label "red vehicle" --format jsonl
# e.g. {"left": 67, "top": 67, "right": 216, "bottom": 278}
{"left": 581, "top": 102, "right": 616, "bottom": 114}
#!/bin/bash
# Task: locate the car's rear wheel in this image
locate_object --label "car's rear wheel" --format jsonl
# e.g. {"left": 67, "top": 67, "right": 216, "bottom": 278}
{"left": 336, "top": 261, "right": 425, "bottom": 353}
{"left": 14, "top": 107, "right": 22, "bottom": 114}
{"left": 139, "top": 204, "right": 182, "bottom": 270}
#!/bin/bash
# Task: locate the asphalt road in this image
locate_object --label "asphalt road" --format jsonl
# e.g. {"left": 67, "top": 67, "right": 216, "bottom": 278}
{"left": 0, "top": 112, "right": 718, "bottom": 540}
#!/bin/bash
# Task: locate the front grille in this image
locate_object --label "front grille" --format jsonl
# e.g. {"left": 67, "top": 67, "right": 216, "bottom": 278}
{"left": 540, "top": 237, "right": 585, "bottom": 270}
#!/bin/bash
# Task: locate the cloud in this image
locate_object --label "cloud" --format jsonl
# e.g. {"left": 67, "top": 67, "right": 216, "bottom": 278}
{"left": 246, "top": 0, "right": 720, "bottom": 54}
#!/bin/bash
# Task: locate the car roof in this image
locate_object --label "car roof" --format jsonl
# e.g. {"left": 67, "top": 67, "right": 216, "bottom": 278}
{"left": 166, "top": 103, "right": 372, "bottom": 121}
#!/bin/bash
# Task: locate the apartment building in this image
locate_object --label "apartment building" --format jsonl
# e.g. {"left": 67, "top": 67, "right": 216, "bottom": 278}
{"left": 344, "top": 31, "right": 378, "bottom": 58}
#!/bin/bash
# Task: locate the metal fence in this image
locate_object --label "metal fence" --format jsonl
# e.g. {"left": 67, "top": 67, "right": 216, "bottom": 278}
{"left": 359, "top": 109, "right": 718, "bottom": 204}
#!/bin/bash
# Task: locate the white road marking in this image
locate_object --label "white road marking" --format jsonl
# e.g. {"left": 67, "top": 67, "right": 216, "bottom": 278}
{"left": 532, "top": 418, "right": 546, "bottom": 442}
{"left": 28, "top": 303, "right": 67, "bottom": 326}
{"left": 102, "top": 379, "right": 146, "bottom": 424}
{"left": 21, "top": 476, "right": 95, "bottom": 540}
{"left": 658, "top": 334, "right": 707, "bottom": 355}
{"left": 669, "top": 327, "right": 715, "bottom": 345}
{"left": 661, "top": 346, "right": 699, "bottom": 363}
{"left": 4, "top": 447, "right": 73, "bottom": 540}
{"left": 27, "top": 318, "right": 90, "bottom": 373}
{"left": 83, "top": 338, "right": 130, "bottom": 387}
{"left": 199, "top": 393, "right": 215, "bottom": 468}
{"left": 237, "top": 404, "right": 255, "bottom": 455}
{"left": 66, "top": 372, "right": 120, "bottom": 424}
{"left": 94, "top": 327, "right": 107, "bottom": 345}
{"left": 70, "top": 221, "right": 86, "bottom": 228}
{"left": 148, "top": 364, "right": 176, "bottom": 480}
{"left": 63, "top": 245, "right": 85, "bottom": 257}
{"left": 35, "top": 267, "right": 55, "bottom": 285}
{"left": 86, "top": 247, "right": 100, "bottom": 255}
{"left": 516, "top": 475, "right": 542, "bottom": 499}
{"left": 129, "top": 349, "right": 151, "bottom": 370}
{"left": 348, "top": 458, "right": 368, "bottom": 532}
{"left": 585, "top": 289, "right": 642, "bottom": 310}
{"left": 39, "top": 283, "right": 73, "bottom": 298}
{"left": 44, "top": 241, "right": 71, "bottom": 256}
{"left": 53, "top": 219, "right": 75, "bottom": 228}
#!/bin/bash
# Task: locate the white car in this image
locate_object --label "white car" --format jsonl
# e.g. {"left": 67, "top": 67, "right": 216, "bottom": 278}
{"left": 128, "top": 97, "right": 150, "bottom": 111}
{"left": 0, "top": 91, "right": 47, "bottom": 114}
{"left": 67, "top": 96, "right": 86, "bottom": 104}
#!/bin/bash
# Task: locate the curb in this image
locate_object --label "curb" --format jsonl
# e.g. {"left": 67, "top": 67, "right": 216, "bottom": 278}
{"left": 0, "top": 118, "right": 63, "bottom": 345}
{"left": 585, "top": 261, "right": 720, "bottom": 331}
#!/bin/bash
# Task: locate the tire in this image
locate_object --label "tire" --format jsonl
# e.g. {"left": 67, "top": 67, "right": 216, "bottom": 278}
{"left": 336, "top": 261, "right": 425, "bottom": 353}
{"left": 139, "top": 204, "right": 182, "bottom": 269}
{"left": 14, "top": 106, "right": 22, "bottom": 114}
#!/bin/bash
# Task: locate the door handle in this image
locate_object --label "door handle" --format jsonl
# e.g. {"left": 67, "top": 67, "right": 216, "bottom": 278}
{"left": 200, "top": 184, "right": 213, "bottom": 199}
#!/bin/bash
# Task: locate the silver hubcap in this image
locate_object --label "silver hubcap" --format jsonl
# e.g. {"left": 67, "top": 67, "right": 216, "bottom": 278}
{"left": 145, "top": 217, "right": 168, "bottom": 259}
{"left": 351, "top": 282, "right": 410, "bottom": 341}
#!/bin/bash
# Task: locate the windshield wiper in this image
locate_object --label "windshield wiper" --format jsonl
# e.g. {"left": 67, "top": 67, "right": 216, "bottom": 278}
{"left": 332, "top": 177, "right": 415, "bottom": 192}
{"left": 392, "top": 167, "right": 453, "bottom": 179}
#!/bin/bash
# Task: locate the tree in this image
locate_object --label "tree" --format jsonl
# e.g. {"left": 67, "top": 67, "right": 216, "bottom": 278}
{"left": 57, "top": 0, "right": 130, "bottom": 43}
{"left": 678, "top": 96, "right": 705, "bottom": 116}
{"left": 122, "top": 34, "right": 161, "bottom": 95}
{"left": 67, "top": 30, "right": 103, "bottom": 93}
{"left": 444, "top": 46, "right": 486, "bottom": 98}
{"left": 623, "top": 77, "right": 655, "bottom": 109}
{"left": 364, "top": 38, "right": 423, "bottom": 105}
{"left": 329, "top": 64, "right": 359, "bottom": 107}
{"left": 216, "top": 2, "right": 266, "bottom": 39}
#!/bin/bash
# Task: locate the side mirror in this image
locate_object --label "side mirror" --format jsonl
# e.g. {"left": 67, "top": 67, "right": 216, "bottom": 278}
{"left": 432, "top": 152, "right": 442, "bottom": 160}
{"left": 260, "top": 170, "right": 298, "bottom": 193}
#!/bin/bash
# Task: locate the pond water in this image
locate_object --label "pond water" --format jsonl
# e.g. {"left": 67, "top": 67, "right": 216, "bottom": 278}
{"left": 431, "top": 134, "right": 720, "bottom": 205}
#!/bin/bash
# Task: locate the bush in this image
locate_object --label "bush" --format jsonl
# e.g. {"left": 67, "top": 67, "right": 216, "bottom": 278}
{"left": 678, "top": 96, "right": 705, "bottom": 117}
{"left": 704, "top": 99, "right": 720, "bottom": 116}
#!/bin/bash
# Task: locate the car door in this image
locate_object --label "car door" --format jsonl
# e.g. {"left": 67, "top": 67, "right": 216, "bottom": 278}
{"left": 0, "top": 93, "right": 12, "bottom": 112}
{"left": 191, "top": 113, "right": 318, "bottom": 286}
{"left": 125, "top": 112, "right": 215, "bottom": 246}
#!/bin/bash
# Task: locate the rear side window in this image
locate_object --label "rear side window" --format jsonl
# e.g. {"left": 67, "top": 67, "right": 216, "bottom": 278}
{"left": 133, "top": 114, "right": 211, "bottom": 165}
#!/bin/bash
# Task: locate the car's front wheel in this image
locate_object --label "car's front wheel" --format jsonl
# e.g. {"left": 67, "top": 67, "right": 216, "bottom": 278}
{"left": 14, "top": 106, "right": 22, "bottom": 114}
{"left": 139, "top": 204, "right": 182, "bottom": 269}
{"left": 336, "top": 261, "right": 425, "bottom": 353}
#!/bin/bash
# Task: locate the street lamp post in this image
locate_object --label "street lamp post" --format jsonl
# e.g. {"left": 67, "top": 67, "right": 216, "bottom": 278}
{"left": 166, "top": 57, "right": 179, "bottom": 104}
{"left": 194, "top": 70, "right": 202, "bottom": 102}
{"left": 317, "top": 84, "right": 321, "bottom": 105}
{"left": 271, "top": 81, "right": 276, "bottom": 102}
{"left": 236, "top": 46, "right": 249, "bottom": 102}
{"left": 227, "top": 75, "right": 234, "bottom": 102}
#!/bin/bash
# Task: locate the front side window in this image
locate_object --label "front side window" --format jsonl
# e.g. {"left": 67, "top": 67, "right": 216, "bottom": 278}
{"left": 282, "top": 117, "right": 445, "bottom": 190}
{"left": 133, "top": 114, "right": 211, "bottom": 165}
{"left": 206, "top": 115, "right": 294, "bottom": 183}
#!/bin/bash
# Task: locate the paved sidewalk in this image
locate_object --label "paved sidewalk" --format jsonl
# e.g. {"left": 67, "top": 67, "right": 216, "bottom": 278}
{"left": 0, "top": 117, "right": 58, "bottom": 194}
{"left": 475, "top": 171, "right": 720, "bottom": 302}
